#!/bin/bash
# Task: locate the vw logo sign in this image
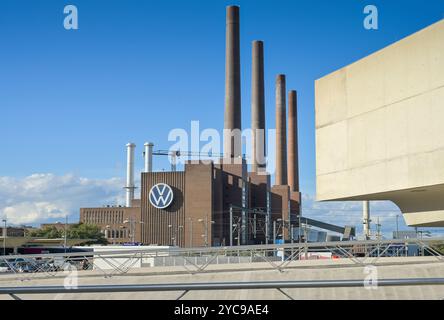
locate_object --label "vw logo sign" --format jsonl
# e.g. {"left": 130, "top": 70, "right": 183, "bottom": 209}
{"left": 149, "top": 183, "right": 174, "bottom": 209}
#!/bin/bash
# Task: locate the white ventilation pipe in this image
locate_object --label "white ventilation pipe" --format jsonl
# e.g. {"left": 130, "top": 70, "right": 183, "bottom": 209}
{"left": 125, "top": 143, "right": 136, "bottom": 207}
{"left": 144, "top": 142, "right": 154, "bottom": 173}
{"left": 363, "top": 201, "right": 371, "bottom": 240}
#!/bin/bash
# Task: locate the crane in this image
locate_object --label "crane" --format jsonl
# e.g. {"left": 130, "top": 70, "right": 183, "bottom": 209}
{"left": 152, "top": 150, "right": 225, "bottom": 171}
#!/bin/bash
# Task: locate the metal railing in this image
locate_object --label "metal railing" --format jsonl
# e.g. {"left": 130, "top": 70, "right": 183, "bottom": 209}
{"left": 2, "top": 278, "right": 444, "bottom": 300}
{"left": 0, "top": 237, "right": 443, "bottom": 280}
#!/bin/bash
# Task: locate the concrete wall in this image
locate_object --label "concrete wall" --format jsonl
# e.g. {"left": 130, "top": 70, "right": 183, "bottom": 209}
{"left": 315, "top": 19, "right": 444, "bottom": 227}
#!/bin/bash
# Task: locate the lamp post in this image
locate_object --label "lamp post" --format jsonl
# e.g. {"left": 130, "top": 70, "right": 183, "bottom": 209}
{"left": 396, "top": 214, "right": 399, "bottom": 239}
{"left": 198, "top": 217, "right": 214, "bottom": 247}
{"left": 2, "top": 219, "right": 6, "bottom": 256}
{"left": 64, "top": 215, "right": 68, "bottom": 253}
{"left": 188, "top": 218, "right": 193, "bottom": 248}
{"left": 168, "top": 225, "right": 183, "bottom": 247}
{"left": 123, "top": 217, "right": 143, "bottom": 244}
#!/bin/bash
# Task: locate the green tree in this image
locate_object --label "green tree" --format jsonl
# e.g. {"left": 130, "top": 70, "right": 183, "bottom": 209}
{"left": 28, "top": 226, "right": 61, "bottom": 239}
{"left": 66, "top": 223, "right": 108, "bottom": 245}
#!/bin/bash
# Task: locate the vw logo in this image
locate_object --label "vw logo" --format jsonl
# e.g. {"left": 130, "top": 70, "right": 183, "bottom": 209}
{"left": 149, "top": 183, "right": 174, "bottom": 209}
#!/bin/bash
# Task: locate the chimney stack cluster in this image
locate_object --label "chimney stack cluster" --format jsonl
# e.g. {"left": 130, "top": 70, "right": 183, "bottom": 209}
{"left": 223, "top": 5, "right": 300, "bottom": 192}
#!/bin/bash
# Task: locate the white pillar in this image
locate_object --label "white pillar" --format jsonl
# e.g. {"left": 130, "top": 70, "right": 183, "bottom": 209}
{"left": 125, "top": 143, "right": 136, "bottom": 207}
{"left": 144, "top": 142, "right": 154, "bottom": 173}
{"left": 363, "top": 201, "right": 370, "bottom": 240}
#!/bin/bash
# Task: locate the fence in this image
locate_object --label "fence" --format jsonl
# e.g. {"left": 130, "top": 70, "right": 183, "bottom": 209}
{"left": 0, "top": 237, "right": 443, "bottom": 280}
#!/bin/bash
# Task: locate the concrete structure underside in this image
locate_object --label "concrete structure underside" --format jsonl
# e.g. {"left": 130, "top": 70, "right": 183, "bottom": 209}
{"left": 315, "top": 19, "right": 444, "bottom": 227}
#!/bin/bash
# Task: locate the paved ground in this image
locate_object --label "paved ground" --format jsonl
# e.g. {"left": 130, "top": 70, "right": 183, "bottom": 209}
{"left": 0, "top": 257, "right": 443, "bottom": 300}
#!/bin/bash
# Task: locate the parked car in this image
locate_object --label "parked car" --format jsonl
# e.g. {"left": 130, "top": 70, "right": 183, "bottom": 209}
{"left": 0, "top": 262, "right": 10, "bottom": 273}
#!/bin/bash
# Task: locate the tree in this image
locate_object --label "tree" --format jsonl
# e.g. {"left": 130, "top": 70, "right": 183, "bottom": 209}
{"left": 66, "top": 223, "right": 108, "bottom": 245}
{"left": 28, "top": 226, "right": 61, "bottom": 239}
{"left": 29, "top": 223, "right": 108, "bottom": 245}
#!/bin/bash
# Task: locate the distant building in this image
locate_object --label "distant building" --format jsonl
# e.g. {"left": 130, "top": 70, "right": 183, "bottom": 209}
{"left": 393, "top": 230, "right": 418, "bottom": 239}
{"left": 80, "top": 201, "right": 142, "bottom": 245}
{"left": 0, "top": 227, "right": 26, "bottom": 237}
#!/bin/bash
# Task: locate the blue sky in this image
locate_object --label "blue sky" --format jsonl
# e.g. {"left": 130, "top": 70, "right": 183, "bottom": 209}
{"left": 1, "top": 0, "right": 444, "bottom": 236}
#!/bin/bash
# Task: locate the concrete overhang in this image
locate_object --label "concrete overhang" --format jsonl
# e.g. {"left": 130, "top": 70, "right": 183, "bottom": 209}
{"left": 314, "top": 19, "right": 444, "bottom": 227}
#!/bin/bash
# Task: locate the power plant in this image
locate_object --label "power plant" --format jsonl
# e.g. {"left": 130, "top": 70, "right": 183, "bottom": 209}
{"left": 80, "top": 5, "right": 353, "bottom": 247}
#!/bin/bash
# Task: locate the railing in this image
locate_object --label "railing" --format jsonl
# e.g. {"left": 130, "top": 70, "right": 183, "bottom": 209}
{"left": 2, "top": 278, "right": 444, "bottom": 300}
{"left": 0, "top": 237, "right": 443, "bottom": 280}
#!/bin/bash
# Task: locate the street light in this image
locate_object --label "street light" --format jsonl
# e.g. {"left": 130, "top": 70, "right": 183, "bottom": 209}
{"left": 2, "top": 219, "right": 6, "bottom": 256}
{"left": 198, "top": 217, "right": 215, "bottom": 247}
{"left": 168, "top": 225, "right": 183, "bottom": 247}
{"left": 123, "top": 217, "right": 143, "bottom": 244}
{"left": 64, "top": 215, "right": 68, "bottom": 253}
{"left": 188, "top": 218, "right": 193, "bottom": 247}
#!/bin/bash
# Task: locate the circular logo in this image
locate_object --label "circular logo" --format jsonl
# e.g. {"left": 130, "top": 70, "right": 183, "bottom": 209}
{"left": 149, "top": 183, "right": 174, "bottom": 209}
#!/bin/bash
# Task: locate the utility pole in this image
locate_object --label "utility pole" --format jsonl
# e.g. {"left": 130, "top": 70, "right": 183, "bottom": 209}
{"left": 237, "top": 219, "right": 241, "bottom": 246}
{"left": 253, "top": 213, "right": 257, "bottom": 239}
{"left": 188, "top": 217, "right": 193, "bottom": 248}
{"left": 396, "top": 214, "right": 399, "bottom": 239}
{"left": 376, "top": 217, "right": 382, "bottom": 242}
{"left": 64, "top": 215, "right": 68, "bottom": 253}
{"left": 205, "top": 215, "right": 208, "bottom": 247}
{"left": 273, "top": 220, "right": 276, "bottom": 244}
{"left": 290, "top": 224, "right": 294, "bottom": 244}
{"left": 229, "top": 205, "right": 233, "bottom": 246}
{"left": 198, "top": 217, "right": 213, "bottom": 247}
{"left": 298, "top": 214, "right": 302, "bottom": 243}
{"left": 2, "top": 219, "right": 6, "bottom": 256}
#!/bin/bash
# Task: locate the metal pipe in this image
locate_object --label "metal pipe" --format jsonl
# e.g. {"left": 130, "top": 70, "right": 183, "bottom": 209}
{"left": 223, "top": 5, "right": 242, "bottom": 159}
{"left": 144, "top": 142, "right": 154, "bottom": 173}
{"left": 2, "top": 278, "right": 444, "bottom": 295}
{"left": 125, "top": 143, "right": 136, "bottom": 207}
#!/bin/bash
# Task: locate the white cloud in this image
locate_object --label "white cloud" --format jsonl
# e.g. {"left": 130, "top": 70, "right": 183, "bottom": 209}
{"left": 0, "top": 174, "right": 125, "bottom": 226}
{"left": 1, "top": 174, "right": 441, "bottom": 238}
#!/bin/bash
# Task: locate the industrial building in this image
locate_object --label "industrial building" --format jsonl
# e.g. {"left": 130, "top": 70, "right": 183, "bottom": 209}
{"left": 80, "top": 6, "right": 303, "bottom": 247}
{"left": 315, "top": 19, "right": 444, "bottom": 227}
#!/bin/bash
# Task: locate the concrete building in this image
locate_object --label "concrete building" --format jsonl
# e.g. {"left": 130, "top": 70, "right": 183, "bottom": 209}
{"left": 0, "top": 227, "right": 26, "bottom": 238}
{"left": 80, "top": 202, "right": 142, "bottom": 245}
{"left": 315, "top": 19, "right": 444, "bottom": 227}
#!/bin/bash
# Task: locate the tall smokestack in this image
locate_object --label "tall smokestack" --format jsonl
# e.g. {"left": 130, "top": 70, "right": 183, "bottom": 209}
{"left": 275, "top": 75, "right": 287, "bottom": 185}
{"left": 251, "top": 40, "right": 265, "bottom": 172}
{"left": 125, "top": 143, "right": 136, "bottom": 207}
{"left": 223, "top": 5, "right": 241, "bottom": 159}
{"left": 144, "top": 142, "right": 154, "bottom": 173}
{"left": 288, "top": 90, "right": 299, "bottom": 192}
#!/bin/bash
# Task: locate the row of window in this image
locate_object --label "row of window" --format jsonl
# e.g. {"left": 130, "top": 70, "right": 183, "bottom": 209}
{"left": 102, "top": 228, "right": 129, "bottom": 239}
{"left": 83, "top": 210, "right": 124, "bottom": 224}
